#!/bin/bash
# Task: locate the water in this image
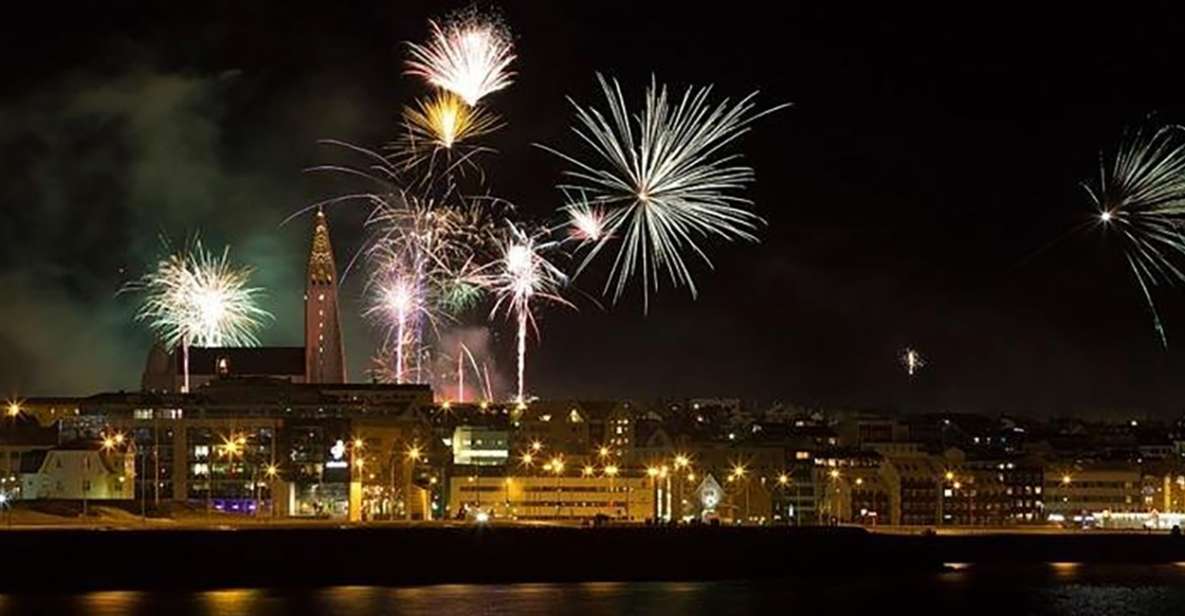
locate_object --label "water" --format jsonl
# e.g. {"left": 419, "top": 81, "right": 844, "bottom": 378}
{"left": 7, "top": 564, "right": 1185, "bottom": 615}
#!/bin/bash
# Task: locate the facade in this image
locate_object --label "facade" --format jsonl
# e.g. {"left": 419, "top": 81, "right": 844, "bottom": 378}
{"left": 448, "top": 474, "right": 654, "bottom": 522}
{"left": 28, "top": 378, "right": 434, "bottom": 518}
{"left": 305, "top": 209, "right": 347, "bottom": 384}
{"left": 881, "top": 455, "right": 943, "bottom": 526}
{"left": 1044, "top": 465, "right": 1143, "bottom": 519}
{"left": 452, "top": 426, "right": 509, "bottom": 466}
{"left": 20, "top": 443, "right": 135, "bottom": 501}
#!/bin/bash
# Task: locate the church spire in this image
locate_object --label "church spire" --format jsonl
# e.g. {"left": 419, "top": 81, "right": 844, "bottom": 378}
{"left": 305, "top": 209, "right": 347, "bottom": 383}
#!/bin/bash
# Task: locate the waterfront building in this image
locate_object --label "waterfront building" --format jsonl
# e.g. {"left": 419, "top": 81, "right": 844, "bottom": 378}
{"left": 25, "top": 377, "right": 434, "bottom": 518}
{"left": 20, "top": 441, "right": 135, "bottom": 501}
{"left": 1044, "top": 464, "right": 1143, "bottom": 522}
{"left": 447, "top": 474, "right": 654, "bottom": 522}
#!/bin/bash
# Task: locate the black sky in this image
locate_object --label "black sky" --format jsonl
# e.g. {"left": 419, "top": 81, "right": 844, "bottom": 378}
{"left": 4, "top": 2, "right": 1185, "bottom": 416}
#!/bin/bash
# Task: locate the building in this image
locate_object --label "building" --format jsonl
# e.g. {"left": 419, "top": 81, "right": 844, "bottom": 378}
{"left": 448, "top": 474, "right": 654, "bottom": 522}
{"left": 881, "top": 454, "right": 944, "bottom": 526}
{"left": 20, "top": 442, "right": 135, "bottom": 501}
{"left": 305, "top": 209, "right": 347, "bottom": 384}
{"left": 28, "top": 378, "right": 435, "bottom": 519}
{"left": 451, "top": 426, "right": 509, "bottom": 466}
{"left": 142, "top": 345, "right": 306, "bottom": 393}
{"left": 1044, "top": 464, "right": 1143, "bottom": 520}
{"left": 0, "top": 415, "right": 58, "bottom": 496}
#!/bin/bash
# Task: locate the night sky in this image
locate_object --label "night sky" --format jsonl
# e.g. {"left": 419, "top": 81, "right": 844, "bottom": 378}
{"left": 4, "top": 3, "right": 1185, "bottom": 416}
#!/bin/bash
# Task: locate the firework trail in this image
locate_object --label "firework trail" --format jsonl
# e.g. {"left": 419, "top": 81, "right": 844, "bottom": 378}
{"left": 901, "top": 348, "right": 924, "bottom": 377}
{"left": 538, "top": 74, "right": 788, "bottom": 311}
{"left": 124, "top": 238, "right": 272, "bottom": 392}
{"left": 1086, "top": 124, "right": 1185, "bottom": 345}
{"left": 479, "top": 223, "right": 572, "bottom": 403}
{"left": 363, "top": 193, "right": 492, "bottom": 383}
{"left": 405, "top": 14, "right": 516, "bottom": 107}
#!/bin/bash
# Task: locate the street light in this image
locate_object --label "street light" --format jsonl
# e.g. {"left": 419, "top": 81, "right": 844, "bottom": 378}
{"left": 5, "top": 401, "right": 19, "bottom": 417}
{"left": 402, "top": 443, "right": 422, "bottom": 522}
{"left": 549, "top": 456, "right": 565, "bottom": 518}
{"left": 531, "top": 440, "right": 543, "bottom": 452}
{"left": 731, "top": 464, "right": 750, "bottom": 524}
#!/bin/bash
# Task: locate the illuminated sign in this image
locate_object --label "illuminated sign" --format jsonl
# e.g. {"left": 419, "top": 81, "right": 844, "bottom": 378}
{"left": 327, "top": 439, "right": 348, "bottom": 469}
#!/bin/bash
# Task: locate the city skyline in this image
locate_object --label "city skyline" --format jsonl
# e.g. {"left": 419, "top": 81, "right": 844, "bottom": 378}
{"left": 6, "top": 4, "right": 1185, "bottom": 416}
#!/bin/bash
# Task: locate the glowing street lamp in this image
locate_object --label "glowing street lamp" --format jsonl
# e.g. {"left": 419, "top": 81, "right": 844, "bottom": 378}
{"left": 778, "top": 473, "right": 790, "bottom": 486}
{"left": 531, "top": 440, "right": 543, "bottom": 452}
{"left": 5, "top": 401, "right": 19, "bottom": 418}
{"left": 598, "top": 446, "right": 611, "bottom": 459}
{"left": 402, "top": 443, "right": 422, "bottom": 522}
{"left": 582, "top": 465, "right": 595, "bottom": 477}
{"left": 549, "top": 456, "right": 565, "bottom": 517}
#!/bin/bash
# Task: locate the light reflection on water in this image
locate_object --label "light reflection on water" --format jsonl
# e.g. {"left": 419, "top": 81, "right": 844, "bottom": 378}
{"left": 5, "top": 565, "right": 1185, "bottom": 615}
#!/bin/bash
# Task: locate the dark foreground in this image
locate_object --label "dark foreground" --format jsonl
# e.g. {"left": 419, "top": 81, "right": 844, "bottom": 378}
{"left": 5, "top": 525, "right": 1185, "bottom": 591}
{"left": 6, "top": 565, "right": 1185, "bottom": 616}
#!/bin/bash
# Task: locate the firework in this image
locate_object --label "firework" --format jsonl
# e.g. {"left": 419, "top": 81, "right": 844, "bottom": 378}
{"left": 393, "top": 91, "right": 503, "bottom": 180}
{"left": 365, "top": 272, "right": 425, "bottom": 384}
{"left": 363, "top": 191, "right": 493, "bottom": 383}
{"left": 403, "top": 91, "right": 501, "bottom": 150}
{"left": 902, "top": 348, "right": 925, "bottom": 377}
{"left": 1087, "top": 124, "right": 1185, "bottom": 345}
{"left": 539, "top": 74, "right": 788, "bottom": 311}
{"left": 125, "top": 238, "right": 272, "bottom": 392}
{"left": 480, "top": 223, "right": 572, "bottom": 403}
{"left": 405, "top": 16, "right": 516, "bottom": 107}
{"left": 562, "top": 189, "right": 607, "bottom": 243}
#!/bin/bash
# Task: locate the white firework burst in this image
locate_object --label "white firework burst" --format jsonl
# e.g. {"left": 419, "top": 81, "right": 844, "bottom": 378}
{"left": 1087, "top": 123, "right": 1185, "bottom": 345}
{"left": 405, "top": 16, "right": 516, "bottom": 107}
{"left": 539, "top": 74, "right": 788, "bottom": 311}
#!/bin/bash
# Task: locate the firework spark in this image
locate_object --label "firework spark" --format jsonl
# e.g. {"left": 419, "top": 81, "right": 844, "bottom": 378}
{"left": 480, "top": 223, "right": 572, "bottom": 403}
{"left": 405, "top": 16, "right": 516, "bottom": 107}
{"left": 1086, "top": 124, "right": 1185, "bottom": 345}
{"left": 539, "top": 74, "right": 788, "bottom": 311}
{"left": 902, "top": 348, "right": 925, "bottom": 377}
{"left": 125, "top": 238, "right": 272, "bottom": 392}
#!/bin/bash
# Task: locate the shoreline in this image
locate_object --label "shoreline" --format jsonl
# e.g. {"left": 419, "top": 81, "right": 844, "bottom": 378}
{"left": 4, "top": 526, "right": 1185, "bottom": 592}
